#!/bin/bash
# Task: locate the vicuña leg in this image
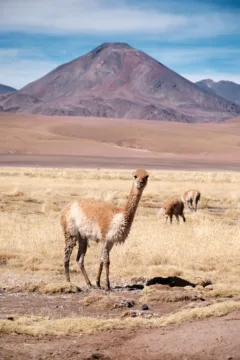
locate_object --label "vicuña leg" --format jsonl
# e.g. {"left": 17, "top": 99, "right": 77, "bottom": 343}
{"left": 195, "top": 195, "right": 200, "bottom": 211}
{"left": 181, "top": 213, "right": 186, "bottom": 222}
{"left": 188, "top": 199, "right": 193, "bottom": 211}
{"left": 96, "top": 242, "right": 113, "bottom": 291}
{"left": 176, "top": 214, "right": 179, "bottom": 224}
{"left": 64, "top": 234, "right": 77, "bottom": 282}
{"left": 76, "top": 237, "right": 92, "bottom": 288}
{"left": 96, "top": 262, "right": 103, "bottom": 289}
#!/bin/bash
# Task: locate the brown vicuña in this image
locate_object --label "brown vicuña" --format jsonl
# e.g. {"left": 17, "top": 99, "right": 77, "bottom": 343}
{"left": 182, "top": 189, "right": 201, "bottom": 212}
{"left": 159, "top": 198, "right": 186, "bottom": 224}
{"left": 60, "top": 169, "right": 149, "bottom": 290}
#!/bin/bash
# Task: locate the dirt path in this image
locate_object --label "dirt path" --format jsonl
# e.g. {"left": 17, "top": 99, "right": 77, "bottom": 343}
{"left": 1, "top": 311, "right": 240, "bottom": 360}
{"left": 1, "top": 287, "right": 240, "bottom": 360}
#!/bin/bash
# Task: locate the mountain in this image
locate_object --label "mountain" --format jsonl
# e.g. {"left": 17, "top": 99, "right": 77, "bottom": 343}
{"left": 196, "top": 79, "right": 240, "bottom": 105}
{"left": 0, "top": 43, "right": 239, "bottom": 123}
{"left": 0, "top": 84, "right": 17, "bottom": 94}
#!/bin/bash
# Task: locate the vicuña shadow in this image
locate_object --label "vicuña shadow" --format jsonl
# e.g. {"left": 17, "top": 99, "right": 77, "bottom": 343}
{"left": 113, "top": 276, "right": 203, "bottom": 291}
{"left": 145, "top": 276, "right": 196, "bottom": 288}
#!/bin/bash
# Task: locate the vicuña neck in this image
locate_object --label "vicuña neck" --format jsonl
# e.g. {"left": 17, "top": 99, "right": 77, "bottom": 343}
{"left": 124, "top": 184, "right": 143, "bottom": 225}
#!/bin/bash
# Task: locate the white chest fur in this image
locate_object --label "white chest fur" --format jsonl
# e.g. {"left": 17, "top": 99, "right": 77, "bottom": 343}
{"left": 70, "top": 203, "right": 102, "bottom": 242}
{"left": 105, "top": 213, "right": 128, "bottom": 243}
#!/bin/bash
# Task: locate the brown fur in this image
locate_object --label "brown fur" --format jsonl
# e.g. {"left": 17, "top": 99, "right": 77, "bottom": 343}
{"left": 60, "top": 169, "right": 149, "bottom": 290}
{"left": 182, "top": 189, "right": 201, "bottom": 212}
{"left": 161, "top": 198, "right": 186, "bottom": 224}
{"left": 62, "top": 199, "right": 119, "bottom": 239}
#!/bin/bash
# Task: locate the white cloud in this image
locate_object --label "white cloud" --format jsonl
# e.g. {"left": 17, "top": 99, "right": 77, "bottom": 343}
{"left": 150, "top": 46, "right": 240, "bottom": 84}
{"left": 0, "top": 49, "right": 57, "bottom": 88}
{"left": 151, "top": 46, "right": 240, "bottom": 84}
{"left": 147, "top": 47, "right": 240, "bottom": 68}
{"left": 169, "top": 13, "right": 239, "bottom": 40}
{"left": 1, "top": 0, "right": 185, "bottom": 34}
{"left": 0, "top": 48, "right": 19, "bottom": 57}
{"left": 1, "top": 0, "right": 239, "bottom": 39}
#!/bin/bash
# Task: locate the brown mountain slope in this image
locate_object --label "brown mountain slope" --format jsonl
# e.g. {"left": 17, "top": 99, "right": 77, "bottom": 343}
{"left": 0, "top": 43, "right": 239, "bottom": 122}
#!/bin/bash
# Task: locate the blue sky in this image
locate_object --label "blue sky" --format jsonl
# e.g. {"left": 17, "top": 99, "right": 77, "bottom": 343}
{"left": 0, "top": 0, "right": 239, "bottom": 89}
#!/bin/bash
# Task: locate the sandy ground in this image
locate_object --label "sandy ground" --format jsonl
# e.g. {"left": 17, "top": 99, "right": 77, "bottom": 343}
{"left": 0, "top": 154, "right": 240, "bottom": 171}
{"left": 1, "top": 276, "right": 240, "bottom": 360}
{"left": 0, "top": 112, "right": 240, "bottom": 170}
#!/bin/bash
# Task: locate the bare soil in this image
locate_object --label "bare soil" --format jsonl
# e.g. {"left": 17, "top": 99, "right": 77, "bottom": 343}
{"left": 1, "top": 284, "right": 240, "bottom": 360}
{"left": 0, "top": 113, "right": 240, "bottom": 171}
{"left": 0, "top": 285, "right": 184, "bottom": 320}
{"left": 0, "top": 294, "right": 240, "bottom": 360}
{"left": 1, "top": 154, "right": 240, "bottom": 171}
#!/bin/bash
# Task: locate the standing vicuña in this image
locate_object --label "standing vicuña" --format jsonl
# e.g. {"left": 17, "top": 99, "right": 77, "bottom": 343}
{"left": 159, "top": 198, "right": 186, "bottom": 224}
{"left": 61, "top": 169, "right": 149, "bottom": 290}
{"left": 182, "top": 189, "right": 201, "bottom": 212}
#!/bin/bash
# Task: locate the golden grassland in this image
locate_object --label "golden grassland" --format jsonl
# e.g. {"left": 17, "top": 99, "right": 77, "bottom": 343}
{"left": 1, "top": 167, "right": 240, "bottom": 335}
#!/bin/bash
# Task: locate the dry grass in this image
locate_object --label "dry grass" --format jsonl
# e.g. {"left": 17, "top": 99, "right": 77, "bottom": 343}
{"left": 199, "top": 284, "right": 240, "bottom": 300}
{"left": 140, "top": 285, "right": 203, "bottom": 304}
{"left": 1, "top": 301, "right": 240, "bottom": 336}
{"left": 1, "top": 167, "right": 240, "bottom": 335}
{"left": 1, "top": 167, "right": 240, "bottom": 288}
{"left": 6, "top": 281, "right": 82, "bottom": 294}
{"left": 80, "top": 293, "right": 135, "bottom": 310}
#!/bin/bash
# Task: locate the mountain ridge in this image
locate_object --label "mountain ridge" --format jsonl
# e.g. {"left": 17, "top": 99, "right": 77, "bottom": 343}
{"left": 0, "top": 83, "right": 17, "bottom": 94}
{"left": 196, "top": 79, "right": 240, "bottom": 105}
{"left": 0, "top": 42, "right": 239, "bottom": 123}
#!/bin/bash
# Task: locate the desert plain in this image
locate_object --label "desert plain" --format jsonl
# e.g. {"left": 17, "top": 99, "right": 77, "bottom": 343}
{"left": 1, "top": 112, "right": 240, "bottom": 359}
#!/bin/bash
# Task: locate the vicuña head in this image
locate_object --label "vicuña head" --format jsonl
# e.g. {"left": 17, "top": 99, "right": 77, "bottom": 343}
{"left": 61, "top": 168, "right": 149, "bottom": 291}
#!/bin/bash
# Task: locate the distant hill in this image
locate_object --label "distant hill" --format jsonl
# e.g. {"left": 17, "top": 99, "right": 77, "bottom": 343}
{"left": 0, "top": 84, "right": 17, "bottom": 94}
{"left": 196, "top": 79, "right": 240, "bottom": 105}
{"left": 0, "top": 43, "right": 239, "bottom": 123}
